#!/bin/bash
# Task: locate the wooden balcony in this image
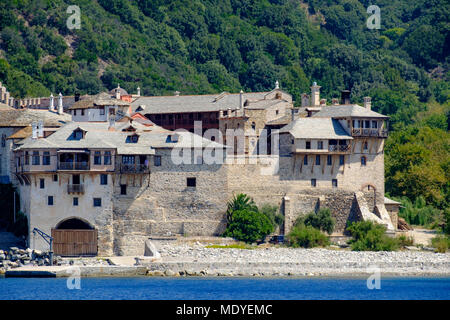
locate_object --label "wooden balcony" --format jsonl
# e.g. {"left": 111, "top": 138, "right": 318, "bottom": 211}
{"left": 328, "top": 145, "right": 351, "bottom": 153}
{"left": 58, "top": 162, "right": 90, "bottom": 171}
{"left": 119, "top": 164, "right": 150, "bottom": 174}
{"left": 67, "top": 184, "right": 84, "bottom": 194}
{"left": 352, "top": 128, "right": 388, "bottom": 138}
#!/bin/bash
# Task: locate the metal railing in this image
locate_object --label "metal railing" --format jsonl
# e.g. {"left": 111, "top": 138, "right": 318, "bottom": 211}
{"left": 67, "top": 184, "right": 84, "bottom": 194}
{"left": 352, "top": 128, "right": 388, "bottom": 137}
{"left": 58, "top": 162, "right": 90, "bottom": 170}
{"left": 119, "top": 164, "right": 150, "bottom": 173}
{"left": 328, "top": 145, "right": 351, "bottom": 152}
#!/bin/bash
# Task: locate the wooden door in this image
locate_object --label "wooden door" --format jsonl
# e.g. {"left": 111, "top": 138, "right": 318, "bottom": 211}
{"left": 51, "top": 229, "right": 98, "bottom": 256}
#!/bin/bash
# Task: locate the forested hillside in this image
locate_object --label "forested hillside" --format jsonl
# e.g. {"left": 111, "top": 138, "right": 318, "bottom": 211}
{"left": 0, "top": 0, "right": 448, "bottom": 224}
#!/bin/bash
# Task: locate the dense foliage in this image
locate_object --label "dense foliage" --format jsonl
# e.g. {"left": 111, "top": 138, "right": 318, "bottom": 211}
{"left": 295, "top": 208, "right": 335, "bottom": 235}
{"left": 287, "top": 224, "right": 330, "bottom": 248}
{"left": 223, "top": 209, "right": 274, "bottom": 243}
{"left": 0, "top": 1, "right": 448, "bottom": 227}
{"left": 347, "top": 221, "right": 399, "bottom": 251}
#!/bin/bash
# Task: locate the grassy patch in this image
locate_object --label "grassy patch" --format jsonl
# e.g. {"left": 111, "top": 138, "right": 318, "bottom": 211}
{"left": 205, "top": 243, "right": 255, "bottom": 250}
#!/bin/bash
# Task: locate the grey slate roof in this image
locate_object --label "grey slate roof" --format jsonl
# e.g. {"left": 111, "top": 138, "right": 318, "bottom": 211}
{"left": 131, "top": 92, "right": 277, "bottom": 114}
{"left": 17, "top": 120, "right": 225, "bottom": 153}
{"left": 384, "top": 197, "right": 401, "bottom": 205}
{"left": 279, "top": 118, "right": 352, "bottom": 140}
{"left": 0, "top": 107, "right": 71, "bottom": 127}
{"left": 68, "top": 92, "right": 130, "bottom": 110}
{"left": 312, "top": 104, "right": 388, "bottom": 119}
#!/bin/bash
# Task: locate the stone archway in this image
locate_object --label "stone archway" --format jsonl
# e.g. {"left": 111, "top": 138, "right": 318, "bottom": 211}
{"left": 52, "top": 217, "right": 97, "bottom": 256}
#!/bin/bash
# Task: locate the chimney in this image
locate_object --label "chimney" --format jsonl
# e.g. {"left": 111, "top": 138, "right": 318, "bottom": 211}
{"left": 108, "top": 116, "right": 115, "bottom": 131}
{"left": 227, "top": 107, "right": 232, "bottom": 118}
{"left": 58, "top": 93, "right": 63, "bottom": 114}
{"left": 174, "top": 91, "right": 180, "bottom": 96}
{"left": 49, "top": 93, "right": 54, "bottom": 111}
{"left": 320, "top": 99, "right": 326, "bottom": 107}
{"left": 137, "top": 87, "right": 141, "bottom": 97}
{"left": 31, "top": 122, "right": 38, "bottom": 139}
{"left": 311, "top": 82, "right": 321, "bottom": 106}
{"left": 332, "top": 98, "right": 339, "bottom": 105}
{"left": 75, "top": 92, "right": 80, "bottom": 102}
{"left": 219, "top": 110, "right": 224, "bottom": 118}
{"left": 275, "top": 80, "right": 279, "bottom": 90}
{"left": 37, "top": 120, "right": 44, "bottom": 138}
{"left": 341, "top": 90, "right": 351, "bottom": 105}
{"left": 115, "top": 84, "right": 121, "bottom": 100}
{"left": 363, "top": 97, "right": 372, "bottom": 110}
{"left": 301, "top": 93, "right": 310, "bottom": 108}
{"left": 239, "top": 90, "right": 244, "bottom": 116}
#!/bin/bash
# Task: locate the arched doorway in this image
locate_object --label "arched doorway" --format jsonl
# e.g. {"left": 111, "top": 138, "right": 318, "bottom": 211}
{"left": 52, "top": 217, "right": 97, "bottom": 256}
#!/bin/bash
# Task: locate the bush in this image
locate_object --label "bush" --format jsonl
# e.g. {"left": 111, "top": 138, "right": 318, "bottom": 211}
{"left": 396, "top": 196, "right": 442, "bottom": 228}
{"left": 347, "top": 221, "right": 399, "bottom": 251}
{"left": 260, "top": 204, "right": 284, "bottom": 229}
{"left": 223, "top": 209, "right": 274, "bottom": 244}
{"left": 226, "top": 193, "right": 258, "bottom": 224}
{"left": 396, "top": 234, "right": 414, "bottom": 247}
{"left": 287, "top": 224, "right": 330, "bottom": 248}
{"left": 295, "top": 208, "right": 335, "bottom": 235}
{"left": 431, "top": 235, "right": 450, "bottom": 253}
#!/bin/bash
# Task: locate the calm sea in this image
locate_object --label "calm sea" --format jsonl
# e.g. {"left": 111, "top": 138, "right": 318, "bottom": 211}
{"left": 0, "top": 276, "right": 449, "bottom": 300}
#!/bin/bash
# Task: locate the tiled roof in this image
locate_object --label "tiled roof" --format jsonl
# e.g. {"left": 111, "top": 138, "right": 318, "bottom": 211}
{"left": 68, "top": 92, "right": 130, "bottom": 110}
{"left": 0, "top": 108, "right": 71, "bottom": 127}
{"left": 312, "top": 104, "right": 388, "bottom": 118}
{"left": 280, "top": 118, "right": 352, "bottom": 140}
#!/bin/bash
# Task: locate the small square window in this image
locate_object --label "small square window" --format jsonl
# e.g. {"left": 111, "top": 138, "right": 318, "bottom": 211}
{"left": 93, "top": 198, "right": 102, "bottom": 207}
{"left": 339, "top": 155, "right": 345, "bottom": 165}
{"left": 306, "top": 141, "right": 311, "bottom": 149}
{"left": 187, "top": 177, "right": 196, "bottom": 187}
{"left": 73, "top": 197, "right": 79, "bottom": 206}
{"left": 311, "top": 179, "right": 316, "bottom": 187}
{"left": 332, "top": 179, "right": 338, "bottom": 188}
{"left": 154, "top": 156, "right": 161, "bottom": 167}
{"left": 303, "top": 156, "right": 308, "bottom": 165}
{"left": 40, "top": 178, "right": 45, "bottom": 189}
{"left": 315, "top": 155, "right": 321, "bottom": 165}
{"left": 317, "top": 141, "right": 323, "bottom": 150}
{"left": 120, "top": 184, "right": 127, "bottom": 195}
{"left": 48, "top": 196, "right": 54, "bottom": 206}
{"left": 327, "top": 155, "right": 332, "bottom": 166}
{"left": 94, "top": 151, "right": 102, "bottom": 165}
{"left": 53, "top": 174, "right": 58, "bottom": 182}
{"left": 100, "top": 174, "right": 108, "bottom": 185}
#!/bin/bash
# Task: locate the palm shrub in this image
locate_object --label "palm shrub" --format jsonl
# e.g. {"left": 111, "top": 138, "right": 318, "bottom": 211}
{"left": 347, "top": 221, "right": 399, "bottom": 251}
{"left": 287, "top": 224, "right": 330, "bottom": 248}
{"left": 226, "top": 193, "right": 258, "bottom": 224}
{"left": 295, "top": 208, "right": 335, "bottom": 234}
{"left": 223, "top": 209, "right": 274, "bottom": 243}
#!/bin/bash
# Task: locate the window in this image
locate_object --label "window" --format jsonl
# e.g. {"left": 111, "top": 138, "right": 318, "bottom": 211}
{"left": 122, "top": 155, "right": 135, "bottom": 164}
{"left": 327, "top": 155, "right": 332, "bottom": 166}
{"left": 32, "top": 151, "right": 40, "bottom": 165}
{"left": 306, "top": 141, "right": 311, "bottom": 149}
{"left": 25, "top": 151, "right": 29, "bottom": 165}
{"left": 311, "top": 179, "right": 316, "bottom": 187}
{"left": 120, "top": 184, "right": 127, "bottom": 195}
{"left": 104, "top": 151, "right": 111, "bottom": 165}
{"left": 73, "top": 110, "right": 77, "bottom": 116}
{"left": 43, "top": 151, "right": 50, "bottom": 165}
{"left": 317, "top": 141, "right": 323, "bottom": 150}
{"left": 94, "top": 151, "right": 101, "bottom": 165}
{"left": 364, "top": 142, "right": 368, "bottom": 150}
{"left": 251, "top": 122, "right": 256, "bottom": 130}
{"left": 73, "top": 197, "right": 78, "bottom": 206}
{"left": 40, "top": 178, "right": 45, "bottom": 189}
{"left": 99, "top": 107, "right": 105, "bottom": 115}
{"left": 126, "top": 134, "right": 139, "bottom": 143}
{"left": 316, "top": 155, "right": 321, "bottom": 165}
{"left": 332, "top": 179, "right": 338, "bottom": 188}
{"left": 81, "top": 109, "right": 84, "bottom": 116}
{"left": 303, "top": 156, "right": 308, "bottom": 165}
{"left": 93, "top": 198, "right": 102, "bottom": 207}
{"left": 275, "top": 110, "right": 279, "bottom": 115}
{"left": 100, "top": 174, "right": 108, "bottom": 185}
{"left": 365, "top": 120, "right": 370, "bottom": 128}
{"left": 361, "top": 156, "right": 367, "bottom": 166}
{"left": 73, "top": 129, "right": 83, "bottom": 140}
{"left": 48, "top": 196, "right": 54, "bottom": 206}
{"left": 339, "top": 155, "right": 345, "bottom": 165}
{"left": 53, "top": 174, "right": 58, "bottom": 182}
{"left": 187, "top": 177, "right": 196, "bottom": 187}
{"left": 154, "top": 156, "right": 161, "bottom": 166}
{"left": 372, "top": 121, "right": 378, "bottom": 129}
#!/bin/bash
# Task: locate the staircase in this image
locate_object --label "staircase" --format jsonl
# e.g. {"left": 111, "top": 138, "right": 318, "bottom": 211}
{"left": 0, "top": 229, "right": 25, "bottom": 251}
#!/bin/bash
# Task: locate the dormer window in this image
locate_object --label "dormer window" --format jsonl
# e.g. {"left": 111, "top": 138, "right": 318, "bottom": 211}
{"left": 72, "top": 128, "right": 86, "bottom": 140}
{"left": 166, "top": 134, "right": 179, "bottom": 143}
{"left": 126, "top": 134, "right": 139, "bottom": 143}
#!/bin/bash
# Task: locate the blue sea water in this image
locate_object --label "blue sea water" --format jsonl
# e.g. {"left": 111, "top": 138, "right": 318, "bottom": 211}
{"left": 0, "top": 276, "right": 449, "bottom": 300}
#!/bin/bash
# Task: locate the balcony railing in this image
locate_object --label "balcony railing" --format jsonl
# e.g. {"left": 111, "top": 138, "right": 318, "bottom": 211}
{"left": 119, "top": 164, "right": 150, "bottom": 174}
{"left": 328, "top": 145, "right": 351, "bottom": 153}
{"left": 352, "top": 128, "right": 388, "bottom": 138}
{"left": 58, "top": 162, "right": 90, "bottom": 171}
{"left": 67, "top": 184, "right": 84, "bottom": 194}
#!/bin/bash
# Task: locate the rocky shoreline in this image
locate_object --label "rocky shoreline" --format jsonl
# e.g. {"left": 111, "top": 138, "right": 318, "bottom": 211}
{"left": 2, "top": 242, "right": 449, "bottom": 278}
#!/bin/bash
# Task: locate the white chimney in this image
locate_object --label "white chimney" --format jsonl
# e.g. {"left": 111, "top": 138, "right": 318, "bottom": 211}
{"left": 174, "top": 91, "right": 180, "bottom": 96}
{"left": 239, "top": 90, "right": 244, "bottom": 116}
{"left": 363, "top": 97, "right": 371, "bottom": 110}
{"left": 301, "top": 93, "right": 310, "bottom": 108}
{"left": 37, "top": 120, "right": 44, "bottom": 138}
{"left": 58, "top": 93, "right": 63, "bottom": 114}
{"left": 31, "top": 122, "right": 38, "bottom": 139}
{"left": 49, "top": 93, "right": 54, "bottom": 111}
{"left": 275, "top": 80, "right": 279, "bottom": 90}
{"left": 115, "top": 84, "right": 121, "bottom": 100}
{"left": 332, "top": 98, "right": 339, "bottom": 105}
{"left": 311, "top": 82, "right": 321, "bottom": 106}
{"left": 137, "top": 87, "right": 141, "bottom": 97}
{"left": 228, "top": 107, "right": 232, "bottom": 118}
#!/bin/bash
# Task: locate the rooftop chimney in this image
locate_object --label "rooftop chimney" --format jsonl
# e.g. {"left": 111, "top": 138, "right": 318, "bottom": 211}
{"left": 108, "top": 116, "right": 115, "bottom": 131}
{"left": 363, "top": 97, "right": 371, "bottom": 110}
{"left": 115, "top": 84, "right": 121, "bottom": 100}
{"left": 75, "top": 92, "right": 80, "bottom": 102}
{"left": 239, "top": 90, "right": 244, "bottom": 116}
{"left": 320, "top": 99, "right": 326, "bottom": 107}
{"left": 37, "top": 120, "right": 44, "bottom": 138}
{"left": 311, "top": 82, "right": 321, "bottom": 106}
{"left": 49, "top": 93, "right": 54, "bottom": 111}
{"left": 341, "top": 90, "right": 351, "bottom": 105}
{"left": 174, "top": 91, "right": 180, "bottom": 96}
{"left": 137, "top": 87, "right": 141, "bottom": 97}
{"left": 301, "top": 93, "right": 310, "bottom": 108}
{"left": 332, "top": 98, "right": 339, "bottom": 105}
{"left": 58, "top": 93, "right": 63, "bottom": 114}
{"left": 275, "top": 80, "right": 279, "bottom": 90}
{"left": 31, "top": 122, "right": 38, "bottom": 139}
